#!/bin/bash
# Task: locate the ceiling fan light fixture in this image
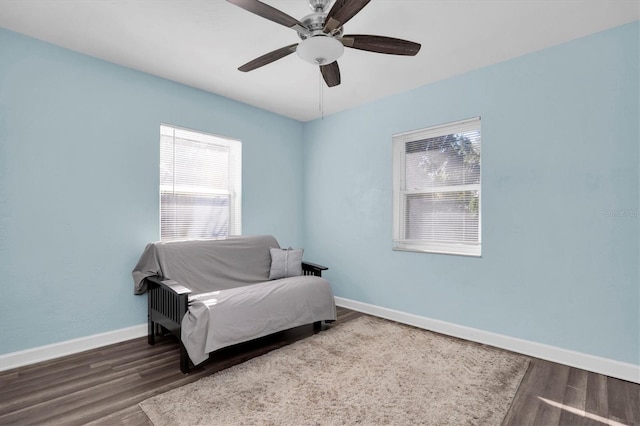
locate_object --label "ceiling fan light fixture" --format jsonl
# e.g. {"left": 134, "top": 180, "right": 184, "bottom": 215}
{"left": 297, "top": 35, "right": 344, "bottom": 65}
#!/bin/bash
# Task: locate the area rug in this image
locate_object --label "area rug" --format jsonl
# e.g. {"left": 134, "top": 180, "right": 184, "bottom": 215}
{"left": 139, "top": 316, "right": 529, "bottom": 426}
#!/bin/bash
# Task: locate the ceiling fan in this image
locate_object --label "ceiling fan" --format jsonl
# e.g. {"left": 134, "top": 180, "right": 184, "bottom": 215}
{"left": 227, "top": 0, "right": 421, "bottom": 87}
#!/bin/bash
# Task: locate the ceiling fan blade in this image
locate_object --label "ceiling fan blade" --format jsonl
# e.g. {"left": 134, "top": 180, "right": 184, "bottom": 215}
{"left": 324, "top": 0, "right": 371, "bottom": 34}
{"left": 238, "top": 44, "right": 298, "bottom": 72}
{"left": 320, "top": 61, "right": 341, "bottom": 87}
{"left": 227, "top": 0, "right": 309, "bottom": 35}
{"left": 341, "top": 35, "right": 421, "bottom": 56}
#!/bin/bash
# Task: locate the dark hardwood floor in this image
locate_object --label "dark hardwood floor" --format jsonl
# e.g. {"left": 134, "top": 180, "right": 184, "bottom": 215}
{"left": 1, "top": 307, "right": 638, "bottom": 425}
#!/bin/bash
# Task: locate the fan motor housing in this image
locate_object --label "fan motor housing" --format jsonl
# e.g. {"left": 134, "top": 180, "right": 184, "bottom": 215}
{"left": 298, "top": 12, "right": 343, "bottom": 39}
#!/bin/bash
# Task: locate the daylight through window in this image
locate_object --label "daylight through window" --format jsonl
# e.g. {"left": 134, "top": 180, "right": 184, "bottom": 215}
{"left": 393, "top": 117, "right": 481, "bottom": 256}
{"left": 160, "top": 124, "right": 241, "bottom": 241}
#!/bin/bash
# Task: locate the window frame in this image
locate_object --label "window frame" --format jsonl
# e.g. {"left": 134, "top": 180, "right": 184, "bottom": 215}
{"left": 160, "top": 124, "right": 242, "bottom": 242}
{"left": 392, "top": 117, "right": 481, "bottom": 257}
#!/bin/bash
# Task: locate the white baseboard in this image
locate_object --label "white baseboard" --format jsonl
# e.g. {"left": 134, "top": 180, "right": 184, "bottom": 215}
{"left": 335, "top": 297, "right": 640, "bottom": 384}
{"left": 3, "top": 300, "right": 638, "bottom": 384}
{"left": 0, "top": 323, "right": 147, "bottom": 372}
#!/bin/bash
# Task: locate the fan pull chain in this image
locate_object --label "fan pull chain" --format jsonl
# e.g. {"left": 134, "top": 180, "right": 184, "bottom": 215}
{"left": 318, "top": 69, "right": 324, "bottom": 119}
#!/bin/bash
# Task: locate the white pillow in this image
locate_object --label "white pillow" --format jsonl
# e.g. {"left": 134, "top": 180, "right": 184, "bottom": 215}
{"left": 269, "top": 247, "right": 303, "bottom": 279}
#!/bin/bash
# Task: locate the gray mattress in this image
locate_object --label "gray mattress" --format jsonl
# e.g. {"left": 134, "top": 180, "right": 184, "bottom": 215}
{"left": 183, "top": 275, "right": 336, "bottom": 365}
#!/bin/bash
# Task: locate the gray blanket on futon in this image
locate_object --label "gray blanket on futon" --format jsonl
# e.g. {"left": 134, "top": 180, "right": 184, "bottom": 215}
{"left": 132, "top": 235, "right": 280, "bottom": 295}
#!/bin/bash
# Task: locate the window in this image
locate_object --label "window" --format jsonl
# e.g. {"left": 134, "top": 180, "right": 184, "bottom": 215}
{"left": 160, "top": 124, "right": 241, "bottom": 241}
{"left": 393, "top": 117, "right": 481, "bottom": 256}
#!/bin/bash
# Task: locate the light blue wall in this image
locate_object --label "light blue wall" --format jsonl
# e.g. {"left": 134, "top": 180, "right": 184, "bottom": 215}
{"left": 0, "top": 28, "right": 304, "bottom": 355}
{"left": 303, "top": 22, "right": 639, "bottom": 365}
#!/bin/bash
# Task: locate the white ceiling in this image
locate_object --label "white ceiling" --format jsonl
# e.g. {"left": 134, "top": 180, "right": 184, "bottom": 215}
{"left": 0, "top": 0, "right": 638, "bottom": 122}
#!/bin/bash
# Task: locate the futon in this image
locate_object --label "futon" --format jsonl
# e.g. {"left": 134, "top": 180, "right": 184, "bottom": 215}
{"left": 132, "top": 235, "right": 336, "bottom": 373}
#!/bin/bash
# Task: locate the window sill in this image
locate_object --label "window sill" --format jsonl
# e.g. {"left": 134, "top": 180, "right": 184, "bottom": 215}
{"left": 392, "top": 242, "right": 481, "bottom": 257}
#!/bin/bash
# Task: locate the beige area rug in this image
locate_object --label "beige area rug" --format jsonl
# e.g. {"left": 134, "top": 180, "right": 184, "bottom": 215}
{"left": 139, "top": 316, "right": 529, "bottom": 426}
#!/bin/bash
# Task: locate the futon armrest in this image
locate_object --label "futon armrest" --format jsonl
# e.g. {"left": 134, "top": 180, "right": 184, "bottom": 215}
{"left": 145, "top": 275, "right": 191, "bottom": 372}
{"left": 145, "top": 275, "right": 192, "bottom": 296}
{"left": 146, "top": 275, "right": 191, "bottom": 334}
{"left": 302, "top": 261, "right": 328, "bottom": 277}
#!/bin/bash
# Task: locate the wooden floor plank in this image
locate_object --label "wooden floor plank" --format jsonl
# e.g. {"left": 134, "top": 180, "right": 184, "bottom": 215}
{"left": 502, "top": 360, "right": 553, "bottom": 426}
{"left": 85, "top": 405, "right": 153, "bottom": 426}
{"left": 585, "top": 372, "right": 609, "bottom": 420}
{"left": 0, "top": 307, "right": 637, "bottom": 426}
{"left": 532, "top": 363, "right": 571, "bottom": 425}
{"left": 557, "top": 367, "right": 589, "bottom": 425}
{"left": 608, "top": 375, "right": 640, "bottom": 425}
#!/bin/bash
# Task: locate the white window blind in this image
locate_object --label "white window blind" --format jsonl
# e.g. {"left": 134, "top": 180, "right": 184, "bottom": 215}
{"left": 393, "top": 117, "right": 481, "bottom": 256}
{"left": 160, "top": 124, "right": 241, "bottom": 241}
